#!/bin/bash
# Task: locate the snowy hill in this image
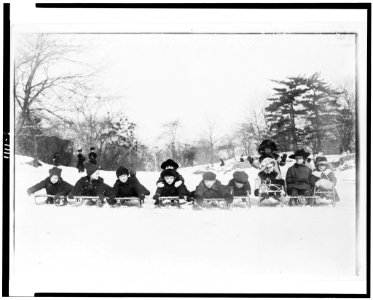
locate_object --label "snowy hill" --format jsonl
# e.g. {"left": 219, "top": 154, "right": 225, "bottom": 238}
{"left": 10, "top": 155, "right": 359, "bottom": 295}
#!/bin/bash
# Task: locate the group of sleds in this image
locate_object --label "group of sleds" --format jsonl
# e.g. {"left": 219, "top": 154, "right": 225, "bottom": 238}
{"left": 27, "top": 140, "right": 340, "bottom": 209}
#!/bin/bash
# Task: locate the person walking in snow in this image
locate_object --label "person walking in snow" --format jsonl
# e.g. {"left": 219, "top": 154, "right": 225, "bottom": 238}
{"left": 88, "top": 147, "right": 97, "bottom": 165}
{"left": 107, "top": 166, "right": 148, "bottom": 206}
{"left": 68, "top": 162, "right": 111, "bottom": 207}
{"left": 248, "top": 139, "right": 287, "bottom": 175}
{"left": 27, "top": 167, "right": 73, "bottom": 205}
{"left": 76, "top": 149, "right": 86, "bottom": 173}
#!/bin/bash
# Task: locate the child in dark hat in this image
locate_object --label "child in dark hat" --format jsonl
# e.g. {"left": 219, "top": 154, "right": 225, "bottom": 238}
{"left": 68, "top": 162, "right": 111, "bottom": 207}
{"left": 27, "top": 167, "right": 73, "bottom": 204}
{"left": 286, "top": 149, "right": 313, "bottom": 205}
{"left": 227, "top": 171, "right": 251, "bottom": 197}
{"left": 248, "top": 139, "right": 287, "bottom": 175}
{"left": 76, "top": 149, "right": 86, "bottom": 173}
{"left": 254, "top": 158, "right": 287, "bottom": 205}
{"left": 310, "top": 157, "right": 340, "bottom": 202}
{"left": 193, "top": 172, "right": 233, "bottom": 207}
{"left": 156, "top": 158, "right": 185, "bottom": 189}
{"left": 88, "top": 147, "right": 97, "bottom": 165}
{"left": 108, "top": 166, "right": 149, "bottom": 206}
{"left": 153, "top": 169, "right": 190, "bottom": 205}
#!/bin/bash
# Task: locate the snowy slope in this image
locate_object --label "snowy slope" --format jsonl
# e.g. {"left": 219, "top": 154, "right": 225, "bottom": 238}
{"left": 10, "top": 155, "right": 360, "bottom": 295}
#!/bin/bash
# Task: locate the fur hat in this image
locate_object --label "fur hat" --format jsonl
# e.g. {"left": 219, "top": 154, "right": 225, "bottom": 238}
{"left": 85, "top": 162, "right": 99, "bottom": 177}
{"left": 315, "top": 156, "right": 328, "bottom": 166}
{"left": 161, "top": 169, "right": 177, "bottom": 178}
{"left": 289, "top": 149, "right": 310, "bottom": 159}
{"left": 116, "top": 166, "right": 129, "bottom": 177}
{"left": 233, "top": 171, "right": 248, "bottom": 184}
{"left": 258, "top": 139, "right": 278, "bottom": 154}
{"left": 160, "top": 159, "right": 179, "bottom": 170}
{"left": 90, "top": 147, "right": 95, "bottom": 151}
{"left": 203, "top": 172, "right": 216, "bottom": 181}
{"left": 49, "top": 167, "right": 62, "bottom": 177}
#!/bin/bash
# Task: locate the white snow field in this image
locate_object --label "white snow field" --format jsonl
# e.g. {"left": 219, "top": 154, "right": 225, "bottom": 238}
{"left": 10, "top": 155, "right": 362, "bottom": 295}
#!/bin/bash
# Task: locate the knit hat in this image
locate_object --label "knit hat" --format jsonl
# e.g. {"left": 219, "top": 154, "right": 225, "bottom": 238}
{"left": 233, "top": 171, "right": 248, "bottom": 184}
{"left": 258, "top": 139, "right": 278, "bottom": 154}
{"left": 160, "top": 159, "right": 179, "bottom": 170}
{"left": 49, "top": 167, "right": 62, "bottom": 177}
{"left": 116, "top": 166, "right": 129, "bottom": 177}
{"left": 85, "top": 162, "right": 99, "bottom": 176}
{"left": 90, "top": 147, "right": 95, "bottom": 151}
{"left": 289, "top": 149, "right": 310, "bottom": 159}
{"left": 161, "top": 169, "right": 177, "bottom": 178}
{"left": 203, "top": 172, "right": 216, "bottom": 181}
{"left": 315, "top": 156, "right": 328, "bottom": 166}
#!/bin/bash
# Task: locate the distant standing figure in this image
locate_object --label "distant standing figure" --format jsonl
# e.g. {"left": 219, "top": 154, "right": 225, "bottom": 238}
{"left": 89, "top": 147, "right": 97, "bottom": 165}
{"left": 52, "top": 152, "right": 59, "bottom": 166}
{"left": 220, "top": 159, "right": 225, "bottom": 167}
{"left": 77, "top": 149, "right": 86, "bottom": 173}
{"left": 240, "top": 155, "right": 244, "bottom": 163}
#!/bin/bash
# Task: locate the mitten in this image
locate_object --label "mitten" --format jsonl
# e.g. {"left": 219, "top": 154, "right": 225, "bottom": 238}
{"left": 174, "top": 180, "right": 182, "bottom": 188}
{"left": 129, "top": 169, "right": 136, "bottom": 177}
{"left": 157, "top": 182, "right": 164, "bottom": 188}
{"left": 247, "top": 156, "right": 254, "bottom": 164}
{"left": 281, "top": 153, "right": 287, "bottom": 162}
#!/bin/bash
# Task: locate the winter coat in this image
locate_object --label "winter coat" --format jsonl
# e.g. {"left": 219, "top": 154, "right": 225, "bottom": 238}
{"left": 254, "top": 170, "right": 285, "bottom": 196}
{"left": 310, "top": 169, "right": 340, "bottom": 201}
{"left": 77, "top": 153, "right": 86, "bottom": 171}
{"left": 109, "top": 177, "right": 146, "bottom": 204}
{"left": 88, "top": 152, "right": 97, "bottom": 165}
{"left": 194, "top": 180, "right": 233, "bottom": 201}
{"left": 286, "top": 163, "right": 312, "bottom": 190}
{"left": 156, "top": 171, "right": 184, "bottom": 184}
{"left": 227, "top": 179, "right": 251, "bottom": 196}
{"left": 155, "top": 181, "right": 189, "bottom": 198}
{"left": 27, "top": 177, "right": 73, "bottom": 196}
{"left": 131, "top": 175, "right": 150, "bottom": 196}
{"left": 69, "top": 176, "right": 111, "bottom": 197}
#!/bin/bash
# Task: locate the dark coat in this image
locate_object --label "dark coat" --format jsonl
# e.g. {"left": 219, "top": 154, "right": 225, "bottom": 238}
{"left": 227, "top": 179, "right": 251, "bottom": 196}
{"left": 109, "top": 177, "right": 146, "bottom": 204}
{"left": 88, "top": 152, "right": 97, "bottom": 165}
{"left": 131, "top": 175, "right": 150, "bottom": 196}
{"left": 254, "top": 170, "right": 285, "bottom": 196}
{"left": 156, "top": 171, "right": 184, "bottom": 184}
{"left": 194, "top": 180, "right": 232, "bottom": 201}
{"left": 27, "top": 177, "right": 73, "bottom": 196}
{"left": 77, "top": 153, "right": 86, "bottom": 171}
{"left": 155, "top": 181, "right": 189, "bottom": 198}
{"left": 310, "top": 169, "right": 340, "bottom": 201}
{"left": 286, "top": 163, "right": 312, "bottom": 190}
{"left": 69, "top": 176, "right": 111, "bottom": 197}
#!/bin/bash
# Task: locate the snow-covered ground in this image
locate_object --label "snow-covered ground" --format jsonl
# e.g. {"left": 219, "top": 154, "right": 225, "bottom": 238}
{"left": 10, "top": 155, "right": 363, "bottom": 295}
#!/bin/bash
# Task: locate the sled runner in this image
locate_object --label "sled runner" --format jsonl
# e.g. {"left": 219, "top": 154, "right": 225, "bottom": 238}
{"left": 312, "top": 187, "right": 337, "bottom": 207}
{"left": 258, "top": 183, "right": 287, "bottom": 207}
{"left": 71, "top": 196, "right": 106, "bottom": 207}
{"left": 288, "top": 195, "right": 319, "bottom": 206}
{"left": 114, "top": 197, "right": 143, "bottom": 207}
{"left": 232, "top": 196, "right": 251, "bottom": 208}
{"left": 34, "top": 194, "right": 60, "bottom": 205}
{"left": 193, "top": 198, "right": 231, "bottom": 209}
{"left": 158, "top": 196, "right": 182, "bottom": 208}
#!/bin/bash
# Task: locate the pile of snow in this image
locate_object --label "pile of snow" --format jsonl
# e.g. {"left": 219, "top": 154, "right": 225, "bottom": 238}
{"left": 10, "top": 155, "right": 359, "bottom": 295}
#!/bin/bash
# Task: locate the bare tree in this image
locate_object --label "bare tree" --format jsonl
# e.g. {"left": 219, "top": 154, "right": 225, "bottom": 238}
{"left": 204, "top": 117, "right": 220, "bottom": 166}
{"left": 162, "top": 119, "right": 180, "bottom": 160}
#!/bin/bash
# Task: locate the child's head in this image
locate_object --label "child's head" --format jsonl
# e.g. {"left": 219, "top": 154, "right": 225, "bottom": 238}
{"left": 203, "top": 172, "right": 216, "bottom": 188}
{"left": 316, "top": 157, "right": 328, "bottom": 171}
{"left": 90, "top": 147, "right": 95, "bottom": 152}
{"left": 116, "top": 166, "right": 129, "bottom": 183}
{"left": 85, "top": 162, "right": 100, "bottom": 180}
{"left": 261, "top": 158, "right": 276, "bottom": 173}
{"left": 161, "top": 169, "right": 177, "bottom": 185}
{"left": 258, "top": 139, "right": 278, "bottom": 154}
{"left": 233, "top": 171, "right": 248, "bottom": 188}
{"left": 161, "top": 159, "right": 179, "bottom": 170}
{"left": 289, "top": 149, "right": 310, "bottom": 165}
{"left": 48, "top": 167, "right": 62, "bottom": 184}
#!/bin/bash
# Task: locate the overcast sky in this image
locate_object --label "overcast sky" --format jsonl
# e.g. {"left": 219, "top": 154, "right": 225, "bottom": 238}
{"left": 15, "top": 33, "right": 356, "bottom": 147}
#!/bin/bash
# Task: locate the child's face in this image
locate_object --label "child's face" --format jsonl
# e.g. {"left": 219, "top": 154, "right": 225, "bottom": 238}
{"left": 164, "top": 176, "right": 175, "bottom": 185}
{"left": 265, "top": 164, "right": 275, "bottom": 173}
{"left": 204, "top": 180, "right": 215, "bottom": 188}
{"left": 295, "top": 156, "right": 304, "bottom": 164}
{"left": 264, "top": 147, "right": 272, "bottom": 154}
{"left": 318, "top": 164, "right": 327, "bottom": 171}
{"left": 165, "top": 165, "right": 174, "bottom": 170}
{"left": 235, "top": 182, "right": 244, "bottom": 188}
{"left": 90, "top": 170, "right": 100, "bottom": 180}
{"left": 50, "top": 175, "right": 59, "bottom": 184}
{"left": 119, "top": 174, "right": 128, "bottom": 183}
